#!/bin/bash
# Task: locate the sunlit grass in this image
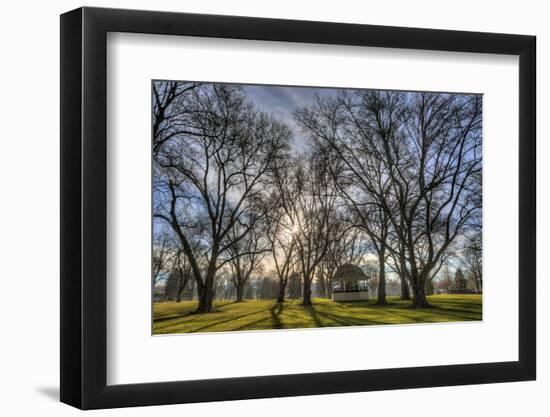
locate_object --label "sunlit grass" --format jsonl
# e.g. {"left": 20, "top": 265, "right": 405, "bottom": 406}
{"left": 153, "top": 294, "right": 482, "bottom": 335}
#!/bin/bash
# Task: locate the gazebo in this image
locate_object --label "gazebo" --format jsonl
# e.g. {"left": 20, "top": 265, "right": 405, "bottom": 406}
{"left": 331, "top": 264, "right": 370, "bottom": 301}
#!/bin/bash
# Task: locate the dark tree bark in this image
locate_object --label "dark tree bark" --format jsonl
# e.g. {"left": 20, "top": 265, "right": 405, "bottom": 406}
{"left": 412, "top": 278, "right": 431, "bottom": 308}
{"left": 176, "top": 286, "right": 184, "bottom": 302}
{"left": 195, "top": 261, "right": 217, "bottom": 313}
{"left": 234, "top": 285, "right": 244, "bottom": 302}
{"left": 277, "top": 279, "right": 288, "bottom": 303}
{"left": 376, "top": 245, "right": 387, "bottom": 305}
{"left": 302, "top": 274, "right": 313, "bottom": 306}
{"left": 400, "top": 274, "right": 411, "bottom": 300}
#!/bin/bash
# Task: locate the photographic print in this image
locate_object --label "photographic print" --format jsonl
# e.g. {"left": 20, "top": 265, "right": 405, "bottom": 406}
{"left": 152, "top": 81, "right": 483, "bottom": 335}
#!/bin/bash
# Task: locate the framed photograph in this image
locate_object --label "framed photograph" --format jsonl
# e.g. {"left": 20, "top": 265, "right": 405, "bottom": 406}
{"left": 60, "top": 6, "right": 536, "bottom": 409}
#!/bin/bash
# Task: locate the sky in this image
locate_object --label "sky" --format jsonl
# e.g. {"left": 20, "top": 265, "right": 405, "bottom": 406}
{"left": 152, "top": 83, "right": 334, "bottom": 242}
{"left": 241, "top": 84, "right": 333, "bottom": 151}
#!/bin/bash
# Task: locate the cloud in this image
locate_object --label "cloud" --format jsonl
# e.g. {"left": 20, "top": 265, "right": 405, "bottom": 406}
{"left": 242, "top": 84, "right": 331, "bottom": 152}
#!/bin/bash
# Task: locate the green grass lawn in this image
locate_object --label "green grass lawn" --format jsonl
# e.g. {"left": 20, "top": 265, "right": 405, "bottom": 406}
{"left": 153, "top": 294, "right": 482, "bottom": 335}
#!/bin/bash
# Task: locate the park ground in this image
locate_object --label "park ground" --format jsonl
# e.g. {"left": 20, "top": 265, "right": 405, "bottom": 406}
{"left": 153, "top": 294, "right": 482, "bottom": 334}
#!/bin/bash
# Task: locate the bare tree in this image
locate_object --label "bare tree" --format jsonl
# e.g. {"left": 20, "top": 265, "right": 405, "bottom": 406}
{"left": 287, "top": 271, "right": 302, "bottom": 300}
{"left": 265, "top": 155, "right": 300, "bottom": 302}
{"left": 154, "top": 83, "right": 292, "bottom": 312}
{"left": 390, "top": 92, "right": 482, "bottom": 306}
{"left": 425, "top": 250, "right": 455, "bottom": 295}
{"left": 295, "top": 91, "right": 400, "bottom": 305}
{"left": 363, "top": 260, "right": 379, "bottom": 294}
{"left": 296, "top": 90, "right": 482, "bottom": 308}
{"left": 164, "top": 248, "right": 193, "bottom": 302}
{"left": 317, "top": 227, "right": 368, "bottom": 298}
{"left": 293, "top": 153, "right": 341, "bottom": 306}
{"left": 226, "top": 224, "right": 269, "bottom": 302}
{"left": 152, "top": 229, "right": 173, "bottom": 290}
{"left": 462, "top": 228, "right": 482, "bottom": 293}
{"left": 152, "top": 81, "right": 202, "bottom": 155}
{"left": 387, "top": 248, "right": 411, "bottom": 300}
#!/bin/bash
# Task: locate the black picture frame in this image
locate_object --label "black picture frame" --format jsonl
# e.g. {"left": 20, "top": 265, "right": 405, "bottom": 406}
{"left": 60, "top": 6, "right": 536, "bottom": 410}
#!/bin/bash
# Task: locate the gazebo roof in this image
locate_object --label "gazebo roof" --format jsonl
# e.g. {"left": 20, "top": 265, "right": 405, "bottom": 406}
{"left": 332, "top": 264, "right": 369, "bottom": 282}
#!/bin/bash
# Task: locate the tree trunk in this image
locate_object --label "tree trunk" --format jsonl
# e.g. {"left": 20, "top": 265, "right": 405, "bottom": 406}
{"left": 318, "top": 275, "right": 327, "bottom": 299}
{"left": 397, "top": 250, "right": 411, "bottom": 300}
{"left": 302, "top": 276, "right": 312, "bottom": 306}
{"left": 376, "top": 247, "right": 387, "bottom": 305}
{"left": 235, "top": 284, "right": 244, "bottom": 302}
{"left": 477, "top": 274, "right": 483, "bottom": 293}
{"left": 277, "top": 279, "right": 287, "bottom": 303}
{"left": 195, "top": 266, "right": 216, "bottom": 313}
{"left": 196, "top": 287, "right": 215, "bottom": 313}
{"left": 400, "top": 273, "right": 411, "bottom": 300}
{"left": 411, "top": 271, "right": 431, "bottom": 308}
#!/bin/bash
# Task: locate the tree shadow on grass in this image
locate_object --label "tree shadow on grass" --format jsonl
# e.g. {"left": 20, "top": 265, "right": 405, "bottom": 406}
{"left": 376, "top": 308, "right": 425, "bottom": 323}
{"left": 314, "top": 310, "right": 386, "bottom": 326}
{"left": 218, "top": 300, "right": 238, "bottom": 306}
{"left": 432, "top": 299, "right": 481, "bottom": 305}
{"left": 428, "top": 305, "right": 481, "bottom": 317}
{"left": 439, "top": 304, "right": 479, "bottom": 311}
{"left": 231, "top": 302, "right": 288, "bottom": 331}
{"left": 153, "top": 311, "right": 195, "bottom": 324}
{"left": 430, "top": 308, "right": 481, "bottom": 321}
{"left": 232, "top": 316, "right": 273, "bottom": 331}
{"left": 270, "top": 302, "right": 285, "bottom": 329}
{"left": 379, "top": 305, "right": 479, "bottom": 323}
{"left": 304, "top": 305, "right": 323, "bottom": 327}
{"left": 155, "top": 301, "right": 255, "bottom": 328}
{"left": 333, "top": 301, "right": 371, "bottom": 308}
{"left": 187, "top": 308, "right": 268, "bottom": 333}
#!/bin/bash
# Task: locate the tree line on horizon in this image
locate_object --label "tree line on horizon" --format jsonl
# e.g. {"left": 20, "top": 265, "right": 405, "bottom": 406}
{"left": 152, "top": 81, "right": 483, "bottom": 313}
